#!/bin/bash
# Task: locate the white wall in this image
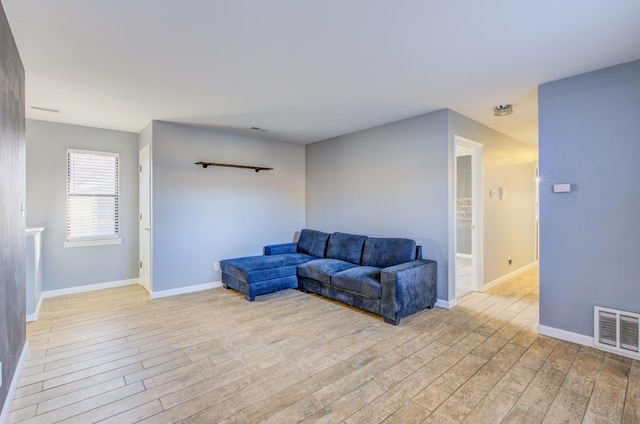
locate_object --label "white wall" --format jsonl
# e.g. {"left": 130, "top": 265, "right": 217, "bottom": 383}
{"left": 150, "top": 121, "right": 306, "bottom": 292}
{"left": 25, "top": 119, "right": 140, "bottom": 290}
{"left": 449, "top": 110, "right": 538, "bottom": 285}
{"left": 306, "top": 110, "right": 451, "bottom": 300}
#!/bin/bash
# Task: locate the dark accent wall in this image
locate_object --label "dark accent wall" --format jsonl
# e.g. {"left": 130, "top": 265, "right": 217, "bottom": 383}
{"left": 0, "top": 0, "right": 26, "bottom": 413}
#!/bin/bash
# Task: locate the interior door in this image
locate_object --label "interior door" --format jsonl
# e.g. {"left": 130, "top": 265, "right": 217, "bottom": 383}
{"left": 139, "top": 145, "right": 151, "bottom": 293}
{"left": 456, "top": 150, "right": 474, "bottom": 297}
{"left": 453, "top": 136, "right": 483, "bottom": 300}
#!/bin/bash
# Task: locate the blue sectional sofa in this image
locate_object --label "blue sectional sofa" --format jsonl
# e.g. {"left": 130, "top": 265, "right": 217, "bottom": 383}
{"left": 220, "top": 229, "right": 437, "bottom": 325}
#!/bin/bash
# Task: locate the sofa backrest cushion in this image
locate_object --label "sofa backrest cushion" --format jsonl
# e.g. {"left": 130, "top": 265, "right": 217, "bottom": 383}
{"left": 297, "top": 229, "right": 330, "bottom": 258}
{"left": 325, "top": 232, "right": 368, "bottom": 264}
{"left": 362, "top": 237, "right": 417, "bottom": 268}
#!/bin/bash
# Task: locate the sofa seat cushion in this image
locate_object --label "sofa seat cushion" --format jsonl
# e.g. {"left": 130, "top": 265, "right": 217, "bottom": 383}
{"left": 297, "top": 258, "right": 358, "bottom": 285}
{"left": 221, "top": 253, "right": 315, "bottom": 284}
{"left": 362, "top": 237, "right": 417, "bottom": 268}
{"left": 331, "top": 266, "right": 382, "bottom": 299}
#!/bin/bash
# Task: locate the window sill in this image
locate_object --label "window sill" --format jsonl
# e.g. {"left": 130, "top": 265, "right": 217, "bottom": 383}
{"left": 64, "top": 238, "right": 122, "bottom": 248}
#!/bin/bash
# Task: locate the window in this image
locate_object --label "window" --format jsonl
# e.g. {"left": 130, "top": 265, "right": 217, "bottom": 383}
{"left": 65, "top": 149, "right": 121, "bottom": 247}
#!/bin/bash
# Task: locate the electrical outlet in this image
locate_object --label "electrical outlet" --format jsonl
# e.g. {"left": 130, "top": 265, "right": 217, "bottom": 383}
{"left": 214, "top": 262, "right": 220, "bottom": 272}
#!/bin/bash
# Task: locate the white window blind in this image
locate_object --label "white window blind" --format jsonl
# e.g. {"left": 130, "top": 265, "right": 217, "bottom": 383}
{"left": 66, "top": 149, "right": 120, "bottom": 243}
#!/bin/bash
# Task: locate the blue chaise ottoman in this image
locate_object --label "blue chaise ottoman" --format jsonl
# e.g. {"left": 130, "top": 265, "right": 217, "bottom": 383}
{"left": 219, "top": 230, "right": 329, "bottom": 301}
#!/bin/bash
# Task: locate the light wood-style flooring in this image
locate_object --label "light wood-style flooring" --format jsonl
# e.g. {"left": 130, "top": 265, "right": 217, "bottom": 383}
{"left": 9, "top": 267, "right": 640, "bottom": 423}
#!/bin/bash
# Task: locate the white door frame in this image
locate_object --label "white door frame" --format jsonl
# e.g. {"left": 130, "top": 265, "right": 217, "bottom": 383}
{"left": 450, "top": 135, "right": 484, "bottom": 303}
{"left": 139, "top": 145, "right": 152, "bottom": 294}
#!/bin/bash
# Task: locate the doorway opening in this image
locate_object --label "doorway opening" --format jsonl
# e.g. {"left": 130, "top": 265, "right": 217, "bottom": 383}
{"left": 139, "top": 145, "right": 152, "bottom": 294}
{"left": 454, "top": 136, "right": 483, "bottom": 299}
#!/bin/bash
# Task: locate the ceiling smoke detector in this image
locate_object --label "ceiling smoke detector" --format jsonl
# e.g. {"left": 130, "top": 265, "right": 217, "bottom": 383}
{"left": 493, "top": 104, "right": 513, "bottom": 117}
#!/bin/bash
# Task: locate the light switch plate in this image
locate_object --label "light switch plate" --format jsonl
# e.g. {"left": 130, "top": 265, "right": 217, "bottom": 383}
{"left": 553, "top": 184, "right": 571, "bottom": 193}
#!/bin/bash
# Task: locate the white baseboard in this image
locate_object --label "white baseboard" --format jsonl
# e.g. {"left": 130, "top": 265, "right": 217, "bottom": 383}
{"left": 38, "top": 278, "right": 220, "bottom": 303}
{"left": 25, "top": 296, "right": 43, "bottom": 322}
{"left": 435, "top": 298, "right": 456, "bottom": 309}
{"left": 537, "top": 324, "right": 594, "bottom": 347}
{"left": 0, "top": 341, "right": 28, "bottom": 424}
{"left": 537, "top": 324, "right": 640, "bottom": 361}
{"left": 456, "top": 253, "right": 472, "bottom": 259}
{"left": 41, "top": 278, "right": 140, "bottom": 299}
{"left": 482, "top": 261, "right": 538, "bottom": 292}
{"left": 151, "top": 281, "right": 222, "bottom": 300}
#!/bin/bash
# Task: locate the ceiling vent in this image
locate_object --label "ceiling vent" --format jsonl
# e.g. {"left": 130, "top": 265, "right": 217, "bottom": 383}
{"left": 594, "top": 306, "right": 640, "bottom": 359}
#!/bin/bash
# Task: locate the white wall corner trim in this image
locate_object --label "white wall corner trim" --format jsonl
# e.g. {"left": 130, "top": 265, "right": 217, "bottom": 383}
{"left": 435, "top": 298, "right": 456, "bottom": 309}
{"left": 41, "top": 279, "right": 140, "bottom": 299}
{"left": 537, "top": 324, "right": 594, "bottom": 348}
{"left": 26, "top": 296, "right": 44, "bottom": 322}
{"left": 0, "top": 341, "right": 28, "bottom": 424}
{"left": 150, "top": 281, "right": 223, "bottom": 300}
{"left": 482, "top": 261, "right": 538, "bottom": 292}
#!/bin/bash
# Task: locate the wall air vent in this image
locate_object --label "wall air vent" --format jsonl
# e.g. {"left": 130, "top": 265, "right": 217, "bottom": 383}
{"left": 594, "top": 306, "right": 640, "bottom": 359}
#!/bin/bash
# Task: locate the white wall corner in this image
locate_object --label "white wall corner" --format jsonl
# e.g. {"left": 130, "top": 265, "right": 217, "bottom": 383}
{"left": 25, "top": 296, "right": 43, "bottom": 322}
{"left": 150, "top": 281, "right": 222, "bottom": 300}
{"left": 537, "top": 324, "right": 594, "bottom": 348}
{"left": 0, "top": 341, "right": 28, "bottom": 424}
{"left": 435, "top": 298, "right": 457, "bottom": 309}
{"left": 41, "top": 278, "right": 140, "bottom": 299}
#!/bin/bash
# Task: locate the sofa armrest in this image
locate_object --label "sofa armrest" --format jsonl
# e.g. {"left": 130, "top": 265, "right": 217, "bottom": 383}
{"left": 380, "top": 260, "right": 437, "bottom": 325}
{"left": 263, "top": 242, "right": 297, "bottom": 255}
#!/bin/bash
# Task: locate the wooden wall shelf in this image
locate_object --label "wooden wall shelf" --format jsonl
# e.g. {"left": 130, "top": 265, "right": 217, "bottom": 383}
{"left": 195, "top": 162, "right": 273, "bottom": 173}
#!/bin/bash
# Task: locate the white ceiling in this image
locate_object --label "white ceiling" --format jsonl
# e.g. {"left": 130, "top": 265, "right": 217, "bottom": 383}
{"left": 3, "top": 1, "right": 640, "bottom": 145}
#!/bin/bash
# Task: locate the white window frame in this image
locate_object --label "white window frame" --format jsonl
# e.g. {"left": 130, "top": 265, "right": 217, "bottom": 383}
{"left": 65, "top": 148, "right": 122, "bottom": 248}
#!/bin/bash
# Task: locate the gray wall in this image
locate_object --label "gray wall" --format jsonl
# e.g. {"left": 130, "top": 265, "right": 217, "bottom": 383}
{"left": 25, "top": 120, "right": 140, "bottom": 290}
{"left": 450, "top": 110, "right": 538, "bottom": 285}
{"left": 150, "top": 121, "right": 306, "bottom": 292}
{"left": 0, "top": 0, "right": 26, "bottom": 412}
{"left": 539, "top": 59, "right": 640, "bottom": 336}
{"left": 306, "top": 109, "right": 537, "bottom": 303}
{"left": 306, "top": 110, "right": 451, "bottom": 300}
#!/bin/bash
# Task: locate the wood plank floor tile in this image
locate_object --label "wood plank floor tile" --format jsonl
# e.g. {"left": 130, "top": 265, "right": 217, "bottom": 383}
{"left": 583, "top": 356, "right": 632, "bottom": 423}
{"left": 303, "top": 378, "right": 389, "bottom": 424}
{"left": 8, "top": 266, "right": 639, "bottom": 424}
{"left": 96, "top": 400, "right": 164, "bottom": 424}
{"left": 56, "top": 371, "right": 206, "bottom": 424}
{"left": 463, "top": 365, "right": 536, "bottom": 423}
{"left": 10, "top": 363, "right": 143, "bottom": 412}
{"left": 412, "top": 353, "right": 488, "bottom": 411}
